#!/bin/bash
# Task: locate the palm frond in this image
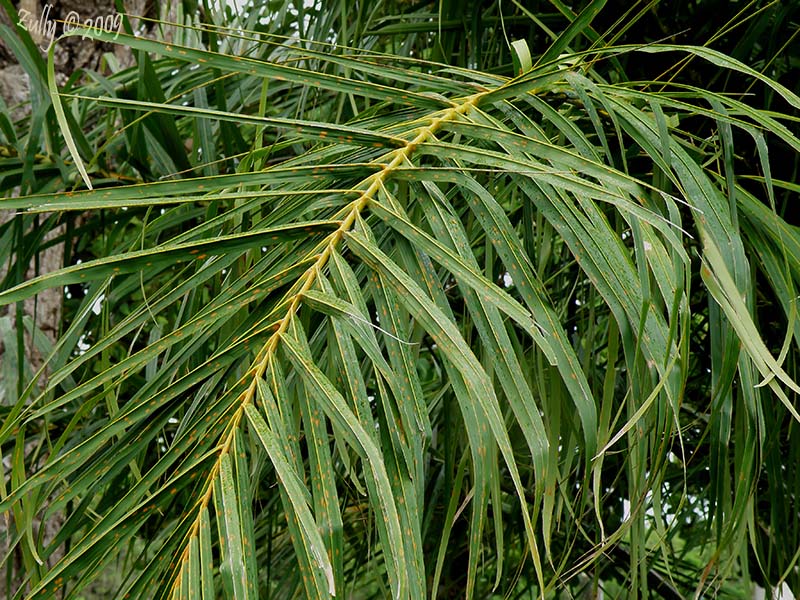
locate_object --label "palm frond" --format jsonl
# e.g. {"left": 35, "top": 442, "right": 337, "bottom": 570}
{"left": 2, "top": 3, "right": 800, "bottom": 598}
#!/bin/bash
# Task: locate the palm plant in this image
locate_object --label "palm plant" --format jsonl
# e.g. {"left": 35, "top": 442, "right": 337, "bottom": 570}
{"left": 2, "top": 1, "right": 800, "bottom": 598}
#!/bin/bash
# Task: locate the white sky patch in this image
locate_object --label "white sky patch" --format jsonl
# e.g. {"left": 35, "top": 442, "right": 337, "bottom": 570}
{"left": 91, "top": 293, "right": 105, "bottom": 315}
{"left": 76, "top": 333, "right": 91, "bottom": 354}
{"left": 753, "top": 583, "right": 796, "bottom": 600}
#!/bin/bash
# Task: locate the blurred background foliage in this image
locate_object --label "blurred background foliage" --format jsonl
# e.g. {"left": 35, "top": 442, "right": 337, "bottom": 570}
{"left": 1, "top": 0, "right": 799, "bottom": 598}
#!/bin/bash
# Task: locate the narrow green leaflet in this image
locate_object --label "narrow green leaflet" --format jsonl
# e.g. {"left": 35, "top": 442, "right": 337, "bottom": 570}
{"left": 0, "top": 221, "right": 336, "bottom": 305}
{"left": 700, "top": 234, "right": 800, "bottom": 423}
{"left": 245, "top": 397, "right": 336, "bottom": 595}
{"left": 281, "top": 332, "right": 409, "bottom": 599}
{"left": 214, "top": 450, "right": 256, "bottom": 600}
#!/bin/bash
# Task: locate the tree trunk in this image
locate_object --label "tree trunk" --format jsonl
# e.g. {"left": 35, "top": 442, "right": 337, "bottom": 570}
{"left": 0, "top": 2, "right": 150, "bottom": 595}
